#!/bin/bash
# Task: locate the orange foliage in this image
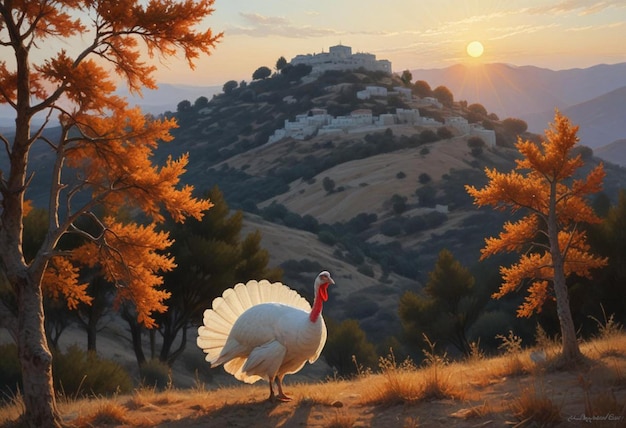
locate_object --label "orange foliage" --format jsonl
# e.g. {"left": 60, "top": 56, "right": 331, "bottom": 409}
{"left": 466, "top": 111, "right": 608, "bottom": 317}
{"left": 0, "top": 1, "right": 223, "bottom": 424}
{"left": 42, "top": 257, "right": 92, "bottom": 310}
{"left": 71, "top": 219, "right": 176, "bottom": 327}
{"left": 0, "top": 0, "right": 222, "bottom": 326}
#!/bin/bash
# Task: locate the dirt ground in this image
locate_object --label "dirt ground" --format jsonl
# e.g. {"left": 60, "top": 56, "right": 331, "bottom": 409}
{"left": 47, "top": 343, "right": 626, "bottom": 428}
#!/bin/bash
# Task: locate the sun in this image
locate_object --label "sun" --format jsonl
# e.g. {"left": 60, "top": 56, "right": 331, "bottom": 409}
{"left": 466, "top": 41, "right": 484, "bottom": 58}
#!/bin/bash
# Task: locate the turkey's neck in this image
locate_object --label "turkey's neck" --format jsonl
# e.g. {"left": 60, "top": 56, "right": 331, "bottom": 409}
{"left": 309, "top": 287, "right": 325, "bottom": 323}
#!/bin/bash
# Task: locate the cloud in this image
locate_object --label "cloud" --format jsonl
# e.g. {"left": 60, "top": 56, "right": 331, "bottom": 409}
{"left": 565, "top": 20, "right": 624, "bottom": 31}
{"left": 487, "top": 23, "right": 560, "bottom": 41}
{"left": 227, "top": 12, "right": 397, "bottom": 39}
{"left": 527, "top": 0, "right": 625, "bottom": 16}
{"left": 226, "top": 12, "right": 341, "bottom": 38}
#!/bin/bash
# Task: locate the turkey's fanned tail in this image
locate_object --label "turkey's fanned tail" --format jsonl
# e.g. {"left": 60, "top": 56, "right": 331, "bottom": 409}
{"left": 197, "top": 279, "right": 311, "bottom": 366}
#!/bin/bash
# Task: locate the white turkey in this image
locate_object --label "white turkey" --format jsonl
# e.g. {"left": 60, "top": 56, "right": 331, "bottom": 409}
{"left": 197, "top": 271, "right": 334, "bottom": 401}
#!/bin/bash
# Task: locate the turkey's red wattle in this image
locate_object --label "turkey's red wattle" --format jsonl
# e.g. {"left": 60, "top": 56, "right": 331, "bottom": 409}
{"left": 309, "top": 283, "right": 329, "bottom": 323}
{"left": 320, "top": 283, "right": 329, "bottom": 301}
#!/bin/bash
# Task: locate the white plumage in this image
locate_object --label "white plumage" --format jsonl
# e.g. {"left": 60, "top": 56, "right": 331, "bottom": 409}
{"left": 197, "top": 271, "right": 334, "bottom": 401}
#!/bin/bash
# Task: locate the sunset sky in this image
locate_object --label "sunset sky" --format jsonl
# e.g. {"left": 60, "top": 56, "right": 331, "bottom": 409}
{"left": 154, "top": 0, "right": 626, "bottom": 86}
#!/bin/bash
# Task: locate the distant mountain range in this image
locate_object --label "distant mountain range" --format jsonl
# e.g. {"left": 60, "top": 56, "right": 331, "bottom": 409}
{"left": 2, "top": 62, "right": 624, "bottom": 162}
{"left": 0, "top": 83, "right": 221, "bottom": 129}
{"left": 410, "top": 62, "right": 626, "bottom": 153}
{"left": 116, "top": 83, "right": 221, "bottom": 115}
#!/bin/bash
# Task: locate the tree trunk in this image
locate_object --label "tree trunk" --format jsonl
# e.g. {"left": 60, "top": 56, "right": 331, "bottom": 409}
{"left": 548, "top": 182, "right": 583, "bottom": 362}
{"left": 2, "top": 95, "right": 62, "bottom": 425}
{"left": 552, "top": 263, "right": 583, "bottom": 361}
{"left": 161, "top": 323, "right": 188, "bottom": 366}
{"left": 86, "top": 313, "right": 98, "bottom": 352}
{"left": 17, "top": 277, "right": 63, "bottom": 428}
{"left": 122, "top": 308, "right": 146, "bottom": 367}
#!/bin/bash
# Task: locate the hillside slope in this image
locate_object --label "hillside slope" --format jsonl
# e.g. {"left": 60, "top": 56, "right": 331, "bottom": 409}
{"left": 163, "top": 67, "right": 626, "bottom": 299}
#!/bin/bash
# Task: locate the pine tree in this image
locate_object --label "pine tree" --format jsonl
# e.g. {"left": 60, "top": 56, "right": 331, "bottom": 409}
{"left": 399, "top": 249, "right": 481, "bottom": 355}
{"left": 140, "top": 187, "right": 281, "bottom": 366}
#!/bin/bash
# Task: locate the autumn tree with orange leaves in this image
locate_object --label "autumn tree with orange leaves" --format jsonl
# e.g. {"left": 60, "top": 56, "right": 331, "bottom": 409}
{"left": 466, "top": 111, "right": 607, "bottom": 363}
{"left": 0, "top": 1, "right": 221, "bottom": 426}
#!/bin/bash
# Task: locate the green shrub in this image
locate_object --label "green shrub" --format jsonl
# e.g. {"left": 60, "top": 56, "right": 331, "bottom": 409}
{"left": 380, "top": 218, "right": 404, "bottom": 237}
{"left": 323, "top": 319, "right": 378, "bottom": 377}
{"left": 139, "top": 359, "right": 171, "bottom": 390}
{"left": 357, "top": 264, "right": 375, "bottom": 277}
{"left": 0, "top": 343, "right": 22, "bottom": 394}
{"left": 53, "top": 345, "right": 133, "bottom": 397}
{"left": 318, "top": 230, "right": 337, "bottom": 246}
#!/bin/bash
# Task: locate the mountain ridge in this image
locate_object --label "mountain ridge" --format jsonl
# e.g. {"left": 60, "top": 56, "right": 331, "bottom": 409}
{"left": 410, "top": 62, "right": 626, "bottom": 151}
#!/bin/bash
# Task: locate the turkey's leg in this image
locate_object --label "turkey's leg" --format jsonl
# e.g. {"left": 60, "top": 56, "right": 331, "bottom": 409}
{"left": 268, "top": 376, "right": 276, "bottom": 402}
{"left": 275, "top": 376, "right": 292, "bottom": 401}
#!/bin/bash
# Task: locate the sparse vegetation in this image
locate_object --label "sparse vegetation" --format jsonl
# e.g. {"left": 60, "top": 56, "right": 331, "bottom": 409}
{"left": 1, "top": 334, "right": 625, "bottom": 427}
{"left": 509, "top": 382, "right": 562, "bottom": 426}
{"left": 139, "top": 359, "right": 171, "bottom": 390}
{"left": 4, "top": 40, "right": 626, "bottom": 426}
{"left": 52, "top": 345, "right": 133, "bottom": 397}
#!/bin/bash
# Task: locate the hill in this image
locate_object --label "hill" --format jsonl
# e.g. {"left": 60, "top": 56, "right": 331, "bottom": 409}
{"left": 410, "top": 62, "right": 626, "bottom": 122}
{"left": 150, "top": 67, "right": 626, "bottom": 348}
{"left": 4, "top": 67, "right": 626, "bottom": 395}
{"left": 561, "top": 87, "right": 626, "bottom": 152}
{"left": 410, "top": 62, "right": 626, "bottom": 151}
{"left": 596, "top": 139, "right": 626, "bottom": 166}
{"left": 2, "top": 333, "right": 625, "bottom": 427}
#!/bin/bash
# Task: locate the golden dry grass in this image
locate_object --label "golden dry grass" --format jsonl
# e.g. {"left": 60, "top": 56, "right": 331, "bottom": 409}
{"left": 1, "top": 334, "right": 626, "bottom": 427}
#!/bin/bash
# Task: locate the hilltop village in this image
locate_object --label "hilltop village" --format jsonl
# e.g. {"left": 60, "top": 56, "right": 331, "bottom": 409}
{"left": 289, "top": 44, "right": 392, "bottom": 75}
{"left": 264, "top": 45, "right": 496, "bottom": 146}
{"left": 267, "top": 98, "right": 496, "bottom": 147}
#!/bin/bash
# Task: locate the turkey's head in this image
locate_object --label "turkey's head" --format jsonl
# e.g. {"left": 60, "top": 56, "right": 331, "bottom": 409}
{"left": 315, "top": 271, "right": 334, "bottom": 302}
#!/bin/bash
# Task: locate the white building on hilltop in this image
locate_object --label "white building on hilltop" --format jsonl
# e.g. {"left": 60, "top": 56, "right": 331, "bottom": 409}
{"left": 290, "top": 44, "right": 392, "bottom": 75}
{"left": 266, "top": 107, "right": 441, "bottom": 144}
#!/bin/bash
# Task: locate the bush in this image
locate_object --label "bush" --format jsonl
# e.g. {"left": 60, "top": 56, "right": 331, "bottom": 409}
{"left": 53, "top": 345, "right": 133, "bottom": 396}
{"left": 390, "top": 194, "right": 407, "bottom": 215}
{"left": 467, "top": 136, "right": 485, "bottom": 148}
{"left": 437, "top": 127, "right": 453, "bottom": 139}
{"left": 418, "top": 173, "right": 432, "bottom": 184}
{"left": 467, "top": 103, "right": 488, "bottom": 116}
{"left": 380, "top": 218, "right": 404, "bottom": 237}
{"left": 318, "top": 230, "right": 337, "bottom": 246}
{"left": 323, "top": 319, "right": 378, "bottom": 377}
{"left": 419, "top": 129, "right": 438, "bottom": 143}
{"left": 357, "top": 264, "right": 375, "bottom": 277}
{"left": 502, "top": 117, "right": 528, "bottom": 135}
{"left": 0, "top": 343, "right": 22, "bottom": 394}
{"left": 139, "top": 359, "right": 171, "bottom": 390}
{"left": 323, "top": 176, "right": 336, "bottom": 193}
{"left": 404, "top": 216, "right": 427, "bottom": 234}
{"left": 415, "top": 185, "right": 436, "bottom": 207}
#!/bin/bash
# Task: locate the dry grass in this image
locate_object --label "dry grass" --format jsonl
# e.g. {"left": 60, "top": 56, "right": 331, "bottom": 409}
{"left": 323, "top": 410, "right": 357, "bottom": 428}
{"left": 360, "top": 339, "right": 467, "bottom": 406}
{"left": 509, "top": 382, "right": 562, "bottom": 427}
{"left": 2, "top": 334, "right": 626, "bottom": 427}
{"left": 70, "top": 400, "right": 133, "bottom": 427}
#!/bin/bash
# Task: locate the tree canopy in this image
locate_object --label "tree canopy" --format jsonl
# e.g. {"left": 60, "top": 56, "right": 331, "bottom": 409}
{"left": 253, "top": 66, "right": 272, "bottom": 80}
